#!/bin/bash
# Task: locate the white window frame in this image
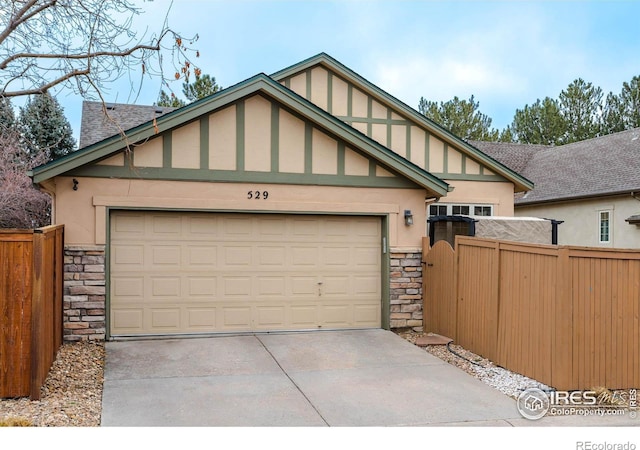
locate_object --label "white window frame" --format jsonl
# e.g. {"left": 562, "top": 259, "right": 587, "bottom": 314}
{"left": 598, "top": 210, "right": 612, "bottom": 244}
{"left": 428, "top": 203, "right": 494, "bottom": 217}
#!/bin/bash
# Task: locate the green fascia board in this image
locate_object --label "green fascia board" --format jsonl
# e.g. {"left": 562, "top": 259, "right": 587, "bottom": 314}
{"left": 272, "top": 53, "right": 534, "bottom": 192}
{"left": 31, "top": 73, "right": 449, "bottom": 196}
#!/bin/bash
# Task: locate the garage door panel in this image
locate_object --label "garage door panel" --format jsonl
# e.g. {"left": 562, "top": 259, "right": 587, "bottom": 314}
{"left": 150, "top": 308, "right": 181, "bottom": 328}
{"left": 187, "top": 308, "right": 216, "bottom": 328}
{"left": 223, "top": 277, "right": 251, "bottom": 296}
{"left": 111, "top": 309, "right": 144, "bottom": 332}
{"left": 223, "top": 307, "right": 252, "bottom": 328}
{"left": 187, "top": 277, "right": 217, "bottom": 296}
{"left": 187, "top": 246, "right": 218, "bottom": 266}
{"left": 110, "top": 211, "right": 382, "bottom": 336}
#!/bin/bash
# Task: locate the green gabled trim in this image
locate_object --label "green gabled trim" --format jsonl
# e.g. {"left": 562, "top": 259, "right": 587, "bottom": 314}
{"left": 33, "top": 73, "right": 449, "bottom": 196}
{"left": 327, "top": 72, "right": 333, "bottom": 114}
{"left": 405, "top": 125, "right": 411, "bottom": 161}
{"left": 236, "top": 100, "right": 245, "bottom": 172}
{"left": 437, "top": 173, "right": 508, "bottom": 182}
{"left": 200, "top": 117, "right": 209, "bottom": 170}
{"left": 305, "top": 69, "right": 312, "bottom": 100}
{"left": 271, "top": 103, "right": 279, "bottom": 172}
{"left": 347, "top": 84, "right": 353, "bottom": 117}
{"left": 337, "top": 142, "right": 345, "bottom": 176}
{"left": 386, "top": 109, "right": 392, "bottom": 148}
{"left": 367, "top": 97, "right": 373, "bottom": 137}
{"left": 271, "top": 53, "right": 533, "bottom": 192}
{"left": 443, "top": 143, "right": 448, "bottom": 174}
{"left": 304, "top": 122, "right": 313, "bottom": 174}
{"left": 335, "top": 116, "right": 408, "bottom": 125}
{"left": 369, "top": 159, "right": 376, "bottom": 177}
{"left": 425, "top": 131, "right": 430, "bottom": 171}
{"left": 461, "top": 154, "right": 466, "bottom": 175}
{"left": 66, "top": 165, "right": 420, "bottom": 188}
{"left": 163, "top": 132, "right": 172, "bottom": 168}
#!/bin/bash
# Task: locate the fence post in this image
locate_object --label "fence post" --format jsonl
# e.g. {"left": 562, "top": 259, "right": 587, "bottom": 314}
{"left": 552, "top": 247, "right": 573, "bottom": 390}
{"left": 30, "top": 231, "right": 44, "bottom": 400}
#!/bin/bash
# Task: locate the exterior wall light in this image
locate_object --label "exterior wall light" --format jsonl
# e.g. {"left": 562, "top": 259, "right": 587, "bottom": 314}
{"left": 72, "top": 179, "right": 79, "bottom": 191}
{"left": 404, "top": 210, "right": 413, "bottom": 226}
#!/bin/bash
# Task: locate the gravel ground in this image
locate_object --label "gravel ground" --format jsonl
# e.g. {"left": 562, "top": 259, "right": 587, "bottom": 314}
{"left": 396, "top": 331, "right": 551, "bottom": 399}
{"left": 397, "top": 331, "right": 631, "bottom": 409}
{"left": 0, "top": 341, "right": 104, "bottom": 427}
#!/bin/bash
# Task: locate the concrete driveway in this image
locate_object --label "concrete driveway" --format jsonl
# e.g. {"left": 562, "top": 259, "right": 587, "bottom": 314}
{"left": 101, "top": 329, "right": 521, "bottom": 426}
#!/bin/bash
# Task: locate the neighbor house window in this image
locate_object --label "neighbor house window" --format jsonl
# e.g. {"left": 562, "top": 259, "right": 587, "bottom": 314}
{"left": 428, "top": 203, "right": 493, "bottom": 217}
{"left": 599, "top": 210, "right": 611, "bottom": 243}
{"left": 429, "top": 204, "right": 448, "bottom": 216}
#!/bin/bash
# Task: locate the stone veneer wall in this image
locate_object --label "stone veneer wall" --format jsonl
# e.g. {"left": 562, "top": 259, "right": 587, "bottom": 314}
{"left": 63, "top": 246, "right": 106, "bottom": 341}
{"left": 389, "top": 250, "right": 423, "bottom": 331}
{"left": 62, "top": 245, "right": 423, "bottom": 340}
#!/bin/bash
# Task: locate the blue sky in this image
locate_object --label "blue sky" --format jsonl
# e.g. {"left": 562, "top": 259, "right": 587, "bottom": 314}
{"left": 51, "top": 0, "right": 640, "bottom": 145}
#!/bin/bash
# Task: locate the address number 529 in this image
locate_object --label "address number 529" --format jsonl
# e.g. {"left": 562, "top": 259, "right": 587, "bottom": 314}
{"left": 247, "top": 190, "right": 269, "bottom": 200}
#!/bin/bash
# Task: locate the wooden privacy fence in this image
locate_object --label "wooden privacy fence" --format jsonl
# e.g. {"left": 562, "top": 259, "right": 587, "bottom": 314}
{"left": 423, "top": 236, "right": 640, "bottom": 391}
{"left": 0, "top": 225, "right": 64, "bottom": 399}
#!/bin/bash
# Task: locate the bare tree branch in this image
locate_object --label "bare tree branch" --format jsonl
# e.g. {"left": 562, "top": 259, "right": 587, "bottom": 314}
{"left": 0, "top": 0, "right": 199, "bottom": 100}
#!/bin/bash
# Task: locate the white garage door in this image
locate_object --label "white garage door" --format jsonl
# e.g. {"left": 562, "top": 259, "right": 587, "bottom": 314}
{"left": 109, "top": 211, "right": 382, "bottom": 336}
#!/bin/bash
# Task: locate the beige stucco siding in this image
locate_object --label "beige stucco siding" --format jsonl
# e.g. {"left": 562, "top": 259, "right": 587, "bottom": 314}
{"left": 209, "top": 104, "right": 236, "bottom": 171}
{"left": 438, "top": 180, "right": 516, "bottom": 216}
{"left": 244, "top": 95, "right": 271, "bottom": 172}
{"left": 278, "top": 109, "right": 305, "bottom": 173}
{"left": 172, "top": 121, "right": 200, "bottom": 169}
{"left": 54, "top": 176, "right": 428, "bottom": 249}
{"left": 516, "top": 195, "right": 640, "bottom": 249}
{"left": 133, "top": 138, "right": 163, "bottom": 168}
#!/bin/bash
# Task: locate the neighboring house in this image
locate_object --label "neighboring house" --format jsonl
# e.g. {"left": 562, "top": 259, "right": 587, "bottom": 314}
{"left": 472, "top": 127, "right": 640, "bottom": 249}
{"left": 31, "top": 53, "right": 531, "bottom": 341}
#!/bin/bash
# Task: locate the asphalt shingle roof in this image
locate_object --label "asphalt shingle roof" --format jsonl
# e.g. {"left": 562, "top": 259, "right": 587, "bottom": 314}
{"left": 473, "top": 128, "right": 640, "bottom": 205}
{"left": 79, "top": 101, "right": 176, "bottom": 148}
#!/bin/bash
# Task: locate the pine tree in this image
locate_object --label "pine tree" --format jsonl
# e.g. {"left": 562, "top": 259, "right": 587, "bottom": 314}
{"left": 418, "top": 95, "right": 499, "bottom": 141}
{"left": 19, "top": 93, "right": 76, "bottom": 162}
{"left": 157, "top": 73, "right": 221, "bottom": 107}
{"left": 0, "top": 96, "right": 16, "bottom": 134}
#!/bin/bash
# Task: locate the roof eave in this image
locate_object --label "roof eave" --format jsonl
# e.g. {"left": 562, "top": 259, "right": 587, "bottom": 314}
{"left": 516, "top": 188, "right": 640, "bottom": 207}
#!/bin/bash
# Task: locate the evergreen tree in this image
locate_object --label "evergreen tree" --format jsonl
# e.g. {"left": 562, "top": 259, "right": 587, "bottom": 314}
{"left": 602, "top": 92, "right": 626, "bottom": 135}
{"left": 157, "top": 90, "right": 186, "bottom": 108}
{"left": 418, "top": 95, "right": 499, "bottom": 141}
{"left": 158, "top": 73, "right": 221, "bottom": 107}
{"left": 0, "top": 96, "right": 16, "bottom": 133}
{"left": 558, "top": 78, "right": 603, "bottom": 143}
{"left": 619, "top": 75, "right": 640, "bottom": 129}
{"left": 19, "top": 93, "right": 76, "bottom": 162}
{"left": 510, "top": 97, "right": 565, "bottom": 145}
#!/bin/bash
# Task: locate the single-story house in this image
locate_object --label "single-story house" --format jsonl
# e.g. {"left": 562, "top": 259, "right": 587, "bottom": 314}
{"left": 31, "top": 53, "right": 532, "bottom": 341}
{"left": 472, "top": 127, "right": 640, "bottom": 249}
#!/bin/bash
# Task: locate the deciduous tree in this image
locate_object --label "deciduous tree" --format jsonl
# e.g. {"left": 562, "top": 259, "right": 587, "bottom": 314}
{"left": 0, "top": 0, "right": 200, "bottom": 99}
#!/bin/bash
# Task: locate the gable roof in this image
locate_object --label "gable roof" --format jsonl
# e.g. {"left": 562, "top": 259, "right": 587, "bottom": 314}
{"left": 79, "top": 102, "right": 176, "bottom": 148}
{"left": 272, "top": 53, "right": 534, "bottom": 193}
{"left": 32, "top": 73, "right": 450, "bottom": 196}
{"left": 473, "top": 128, "right": 640, "bottom": 205}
